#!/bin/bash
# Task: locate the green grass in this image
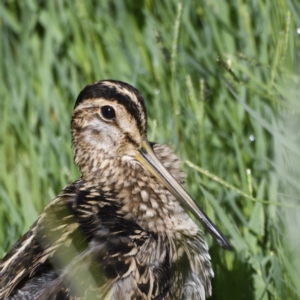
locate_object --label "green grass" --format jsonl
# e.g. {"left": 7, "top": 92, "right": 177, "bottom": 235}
{"left": 0, "top": 1, "right": 299, "bottom": 299}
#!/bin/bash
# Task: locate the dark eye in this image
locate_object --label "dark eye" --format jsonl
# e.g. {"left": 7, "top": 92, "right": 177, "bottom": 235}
{"left": 101, "top": 105, "right": 116, "bottom": 120}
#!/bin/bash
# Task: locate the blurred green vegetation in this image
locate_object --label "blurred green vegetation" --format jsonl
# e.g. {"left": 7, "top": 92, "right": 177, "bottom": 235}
{"left": 0, "top": 0, "right": 299, "bottom": 299}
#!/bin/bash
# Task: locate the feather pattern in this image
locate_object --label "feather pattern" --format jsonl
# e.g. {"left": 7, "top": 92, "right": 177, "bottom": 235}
{"left": 0, "top": 80, "right": 218, "bottom": 299}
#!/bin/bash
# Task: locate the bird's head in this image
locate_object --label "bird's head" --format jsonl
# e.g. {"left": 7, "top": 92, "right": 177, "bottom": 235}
{"left": 71, "top": 80, "right": 232, "bottom": 250}
{"left": 71, "top": 80, "right": 147, "bottom": 160}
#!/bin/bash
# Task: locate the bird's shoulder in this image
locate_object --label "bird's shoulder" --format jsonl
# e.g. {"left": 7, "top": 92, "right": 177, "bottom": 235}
{"left": 0, "top": 180, "right": 81, "bottom": 298}
{"left": 0, "top": 179, "right": 171, "bottom": 299}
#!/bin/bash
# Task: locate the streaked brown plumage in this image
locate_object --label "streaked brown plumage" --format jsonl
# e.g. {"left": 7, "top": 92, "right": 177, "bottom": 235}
{"left": 0, "top": 80, "right": 231, "bottom": 299}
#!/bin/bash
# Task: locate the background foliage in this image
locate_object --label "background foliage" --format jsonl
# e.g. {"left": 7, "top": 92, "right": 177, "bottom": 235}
{"left": 1, "top": 1, "right": 300, "bottom": 299}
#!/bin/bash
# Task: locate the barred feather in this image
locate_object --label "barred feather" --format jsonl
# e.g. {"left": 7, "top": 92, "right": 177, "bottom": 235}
{"left": 0, "top": 80, "right": 217, "bottom": 300}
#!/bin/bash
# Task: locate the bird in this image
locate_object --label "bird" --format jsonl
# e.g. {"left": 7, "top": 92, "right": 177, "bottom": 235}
{"left": 0, "top": 80, "right": 232, "bottom": 300}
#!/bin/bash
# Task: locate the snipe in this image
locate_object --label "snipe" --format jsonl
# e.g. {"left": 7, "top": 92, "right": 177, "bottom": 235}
{"left": 0, "top": 80, "right": 231, "bottom": 300}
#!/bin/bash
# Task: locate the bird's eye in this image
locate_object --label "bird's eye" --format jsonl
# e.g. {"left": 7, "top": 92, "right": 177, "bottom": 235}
{"left": 100, "top": 105, "right": 116, "bottom": 120}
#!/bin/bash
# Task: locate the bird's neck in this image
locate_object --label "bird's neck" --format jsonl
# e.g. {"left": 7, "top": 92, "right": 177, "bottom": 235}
{"left": 76, "top": 145, "right": 199, "bottom": 237}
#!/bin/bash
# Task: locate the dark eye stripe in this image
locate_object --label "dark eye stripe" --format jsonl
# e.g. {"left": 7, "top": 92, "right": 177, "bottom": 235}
{"left": 124, "top": 133, "right": 139, "bottom": 148}
{"left": 74, "top": 80, "right": 147, "bottom": 135}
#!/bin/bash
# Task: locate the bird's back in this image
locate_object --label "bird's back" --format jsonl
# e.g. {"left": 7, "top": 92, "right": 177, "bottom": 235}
{"left": 0, "top": 176, "right": 212, "bottom": 300}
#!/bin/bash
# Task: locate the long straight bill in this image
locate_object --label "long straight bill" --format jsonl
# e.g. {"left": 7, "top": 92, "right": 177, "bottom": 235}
{"left": 135, "top": 138, "right": 232, "bottom": 250}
